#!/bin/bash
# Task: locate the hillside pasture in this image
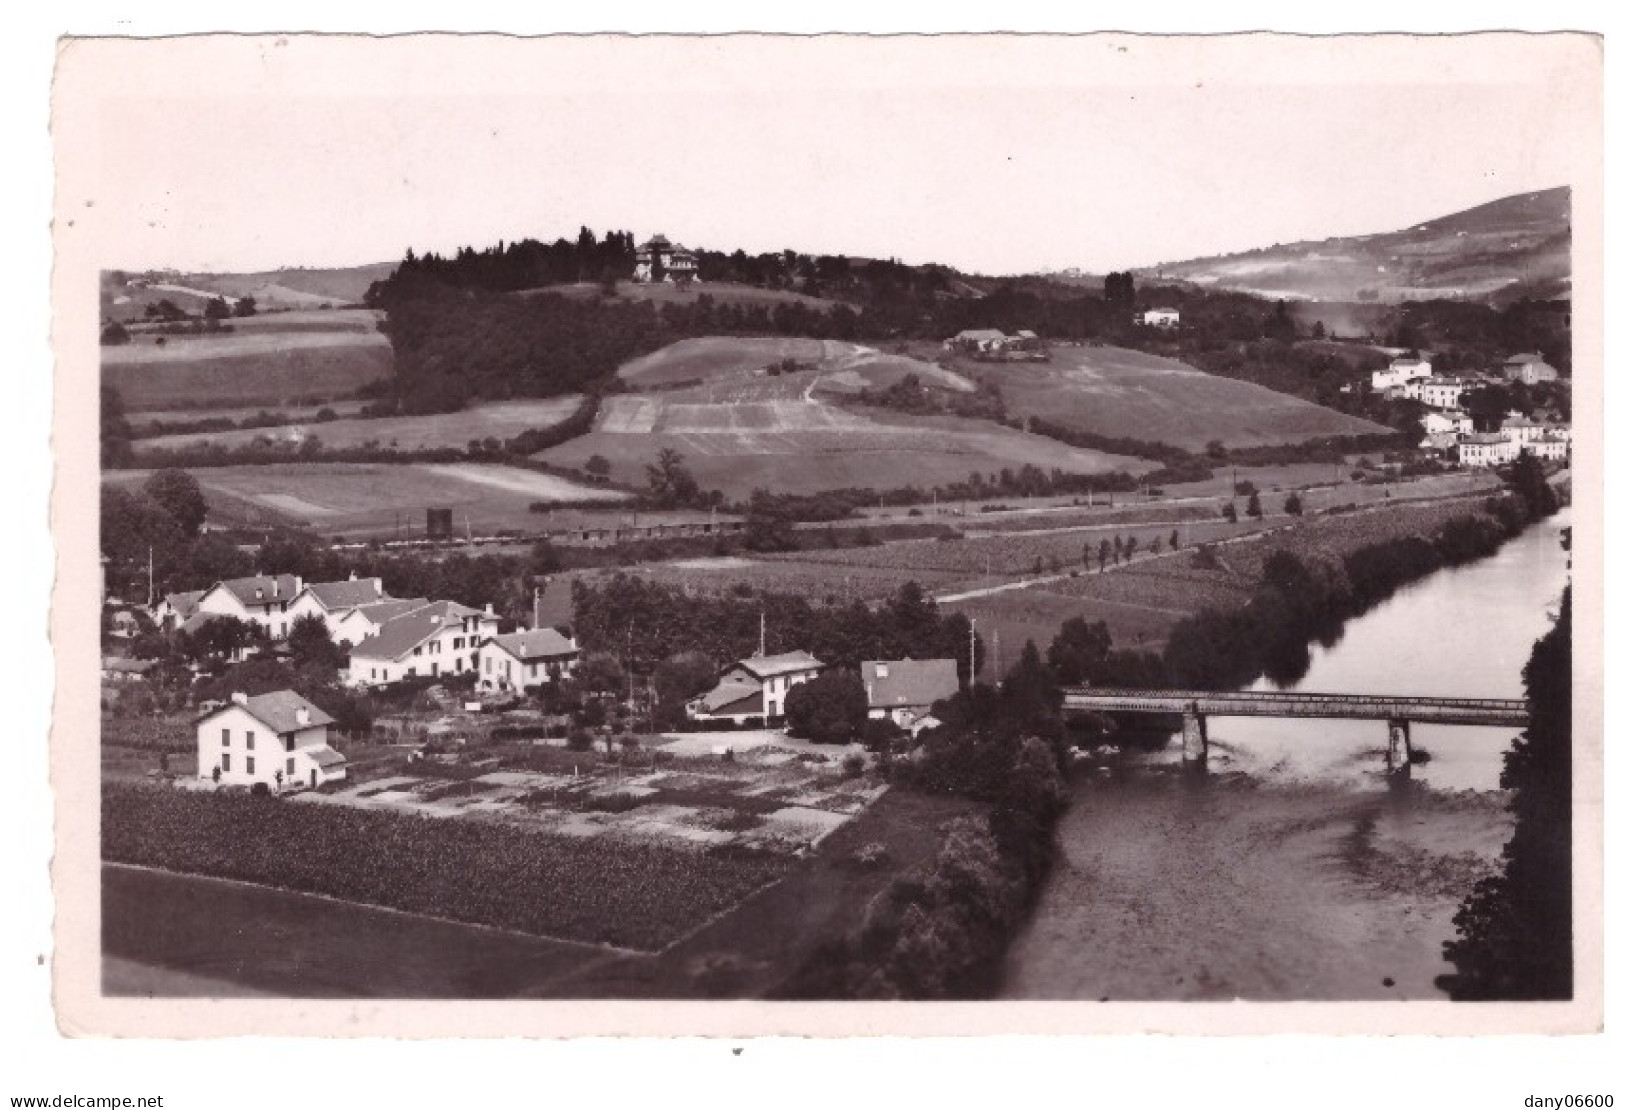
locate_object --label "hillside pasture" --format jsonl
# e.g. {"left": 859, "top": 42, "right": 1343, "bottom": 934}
{"left": 103, "top": 330, "right": 392, "bottom": 410}
{"left": 127, "top": 400, "right": 370, "bottom": 431}
{"left": 137, "top": 397, "right": 585, "bottom": 452}
{"left": 542, "top": 400, "right": 1150, "bottom": 499}
{"left": 618, "top": 336, "right": 972, "bottom": 393}
{"left": 958, "top": 344, "right": 1387, "bottom": 451}
{"left": 104, "top": 461, "right": 625, "bottom": 538}
{"left": 200, "top": 308, "right": 383, "bottom": 335}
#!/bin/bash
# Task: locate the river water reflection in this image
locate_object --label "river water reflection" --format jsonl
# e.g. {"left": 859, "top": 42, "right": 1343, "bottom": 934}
{"left": 998, "top": 510, "right": 1569, "bottom": 1001}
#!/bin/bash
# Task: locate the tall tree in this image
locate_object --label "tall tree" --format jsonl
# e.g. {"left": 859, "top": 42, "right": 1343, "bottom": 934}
{"left": 143, "top": 469, "right": 208, "bottom": 539}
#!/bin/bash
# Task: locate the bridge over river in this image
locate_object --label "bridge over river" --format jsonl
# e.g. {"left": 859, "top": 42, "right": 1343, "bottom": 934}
{"left": 1061, "top": 688, "right": 1530, "bottom": 771}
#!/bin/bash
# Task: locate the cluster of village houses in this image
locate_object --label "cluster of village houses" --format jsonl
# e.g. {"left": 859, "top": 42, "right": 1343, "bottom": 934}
{"left": 133, "top": 572, "right": 958, "bottom": 793}
{"left": 1365, "top": 351, "right": 1570, "bottom": 467}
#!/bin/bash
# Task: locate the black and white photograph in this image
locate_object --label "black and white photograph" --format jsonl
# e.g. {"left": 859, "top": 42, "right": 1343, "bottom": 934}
{"left": 37, "top": 26, "right": 1605, "bottom": 1058}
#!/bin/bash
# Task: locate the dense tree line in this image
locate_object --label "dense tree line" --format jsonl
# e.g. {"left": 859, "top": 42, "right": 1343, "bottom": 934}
{"left": 1052, "top": 474, "right": 1556, "bottom": 696}
{"left": 571, "top": 576, "right": 981, "bottom": 685}
{"left": 775, "top": 645, "right": 1070, "bottom": 999}
{"left": 1442, "top": 583, "right": 1572, "bottom": 999}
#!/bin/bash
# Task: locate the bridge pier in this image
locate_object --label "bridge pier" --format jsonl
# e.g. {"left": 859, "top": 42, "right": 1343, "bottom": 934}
{"left": 1182, "top": 708, "right": 1208, "bottom": 766}
{"left": 1386, "top": 718, "right": 1412, "bottom": 774}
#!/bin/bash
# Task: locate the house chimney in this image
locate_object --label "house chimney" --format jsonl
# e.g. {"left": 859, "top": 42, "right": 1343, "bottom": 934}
{"left": 374, "top": 577, "right": 383, "bottom": 594}
{"left": 272, "top": 579, "right": 280, "bottom": 598}
{"left": 295, "top": 706, "right": 310, "bottom": 727}
{"left": 230, "top": 691, "right": 248, "bottom": 706}
{"left": 485, "top": 602, "right": 495, "bottom": 616}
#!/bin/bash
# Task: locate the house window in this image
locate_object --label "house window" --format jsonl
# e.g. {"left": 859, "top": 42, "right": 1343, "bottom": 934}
{"left": 286, "top": 757, "right": 295, "bottom": 775}
{"left": 221, "top": 728, "right": 230, "bottom": 747}
{"left": 372, "top": 668, "right": 378, "bottom": 680}
{"left": 413, "top": 645, "right": 422, "bottom": 657}
{"left": 246, "top": 757, "right": 256, "bottom": 775}
{"left": 285, "top": 735, "right": 294, "bottom": 752}
{"left": 246, "top": 731, "right": 255, "bottom": 750}
{"left": 222, "top": 753, "right": 232, "bottom": 772}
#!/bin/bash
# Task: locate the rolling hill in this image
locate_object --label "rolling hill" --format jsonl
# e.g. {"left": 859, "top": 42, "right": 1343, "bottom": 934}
{"left": 941, "top": 344, "right": 1389, "bottom": 451}
{"left": 103, "top": 264, "right": 396, "bottom": 320}
{"left": 1134, "top": 187, "right": 1570, "bottom": 306}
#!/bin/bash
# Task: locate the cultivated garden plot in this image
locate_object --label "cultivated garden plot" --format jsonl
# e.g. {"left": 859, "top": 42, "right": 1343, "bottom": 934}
{"left": 302, "top": 743, "right": 885, "bottom": 856}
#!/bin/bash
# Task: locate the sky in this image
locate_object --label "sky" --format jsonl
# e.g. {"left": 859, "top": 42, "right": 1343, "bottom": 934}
{"left": 59, "top": 33, "right": 1597, "bottom": 277}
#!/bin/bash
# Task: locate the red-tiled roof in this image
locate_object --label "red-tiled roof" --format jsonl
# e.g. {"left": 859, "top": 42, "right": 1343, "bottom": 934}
{"left": 350, "top": 600, "right": 489, "bottom": 662}
{"left": 199, "top": 690, "right": 334, "bottom": 734}
{"left": 488, "top": 628, "right": 577, "bottom": 661}
{"left": 215, "top": 574, "right": 302, "bottom": 607}
{"left": 734, "top": 651, "right": 823, "bottom": 679}
{"left": 861, "top": 659, "right": 959, "bottom": 710}
{"left": 303, "top": 577, "right": 388, "bottom": 610}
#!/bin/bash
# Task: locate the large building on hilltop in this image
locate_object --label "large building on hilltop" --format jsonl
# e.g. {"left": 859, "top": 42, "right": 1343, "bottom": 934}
{"left": 634, "top": 234, "right": 699, "bottom": 283}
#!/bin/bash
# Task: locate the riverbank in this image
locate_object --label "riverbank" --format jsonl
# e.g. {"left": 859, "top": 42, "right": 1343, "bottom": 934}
{"left": 998, "top": 765, "right": 1513, "bottom": 1001}
{"left": 998, "top": 505, "right": 1567, "bottom": 1001}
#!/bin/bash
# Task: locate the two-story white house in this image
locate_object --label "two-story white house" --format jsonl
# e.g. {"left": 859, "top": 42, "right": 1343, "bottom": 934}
{"left": 479, "top": 627, "right": 580, "bottom": 695}
{"left": 192, "top": 574, "right": 305, "bottom": 639}
{"left": 686, "top": 650, "right": 825, "bottom": 725}
{"left": 1417, "top": 377, "right": 1467, "bottom": 410}
{"left": 1500, "top": 415, "right": 1548, "bottom": 452}
{"left": 285, "top": 574, "right": 392, "bottom": 641}
{"left": 346, "top": 600, "right": 500, "bottom": 686}
{"left": 1372, "top": 357, "right": 1433, "bottom": 392}
{"left": 1459, "top": 432, "right": 1518, "bottom": 469}
{"left": 195, "top": 689, "right": 346, "bottom": 791}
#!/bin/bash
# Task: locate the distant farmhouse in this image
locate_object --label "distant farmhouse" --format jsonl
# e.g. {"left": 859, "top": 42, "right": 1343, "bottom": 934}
{"left": 945, "top": 328, "right": 1007, "bottom": 354}
{"left": 861, "top": 658, "right": 959, "bottom": 732}
{"left": 196, "top": 690, "right": 346, "bottom": 792}
{"left": 633, "top": 234, "right": 699, "bottom": 284}
{"left": 943, "top": 328, "right": 1047, "bottom": 360}
{"left": 1502, "top": 352, "right": 1560, "bottom": 385}
{"left": 1372, "top": 356, "right": 1432, "bottom": 392}
{"left": 1137, "top": 308, "right": 1180, "bottom": 328}
{"left": 686, "top": 650, "right": 825, "bottom": 726}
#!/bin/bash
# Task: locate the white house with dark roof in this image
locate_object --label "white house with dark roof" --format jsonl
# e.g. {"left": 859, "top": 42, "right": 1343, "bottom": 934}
{"left": 1138, "top": 308, "right": 1181, "bottom": 328}
{"left": 1459, "top": 432, "right": 1518, "bottom": 469}
{"left": 193, "top": 574, "right": 305, "bottom": 639}
{"left": 196, "top": 689, "right": 345, "bottom": 791}
{"left": 944, "top": 329, "right": 1007, "bottom": 353}
{"left": 1502, "top": 352, "right": 1560, "bottom": 385}
{"left": 1372, "top": 357, "right": 1433, "bottom": 392}
{"left": 286, "top": 574, "right": 391, "bottom": 640}
{"left": 1421, "top": 410, "right": 1474, "bottom": 437}
{"left": 861, "top": 658, "right": 960, "bottom": 730}
{"left": 150, "top": 589, "right": 205, "bottom": 630}
{"left": 633, "top": 234, "right": 699, "bottom": 283}
{"left": 479, "top": 627, "right": 580, "bottom": 694}
{"left": 686, "top": 650, "right": 825, "bottom": 724}
{"left": 345, "top": 600, "right": 499, "bottom": 687}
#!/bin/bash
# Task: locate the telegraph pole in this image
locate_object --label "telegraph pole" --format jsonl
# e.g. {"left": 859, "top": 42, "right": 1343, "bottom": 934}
{"left": 969, "top": 618, "right": 977, "bottom": 686}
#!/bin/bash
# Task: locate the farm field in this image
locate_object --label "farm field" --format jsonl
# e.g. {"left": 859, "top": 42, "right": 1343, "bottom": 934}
{"left": 103, "top": 328, "right": 392, "bottom": 410}
{"left": 104, "top": 461, "right": 625, "bottom": 538}
{"left": 190, "top": 308, "right": 383, "bottom": 334}
{"left": 618, "top": 336, "right": 971, "bottom": 393}
{"left": 628, "top": 556, "right": 961, "bottom": 604}
{"left": 104, "top": 265, "right": 395, "bottom": 320}
{"left": 543, "top": 399, "right": 1149, "bottom": 499}
{"left": 138, "top": 396, "right": 585, "bottom": 452}
{"left": 943, "top": 343, "right": 1388, "bottom": 450}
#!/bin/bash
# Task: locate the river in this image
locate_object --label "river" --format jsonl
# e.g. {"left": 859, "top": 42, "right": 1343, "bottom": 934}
{"left": 997, "top": 509, "right": 1570, "bottom": 1001}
